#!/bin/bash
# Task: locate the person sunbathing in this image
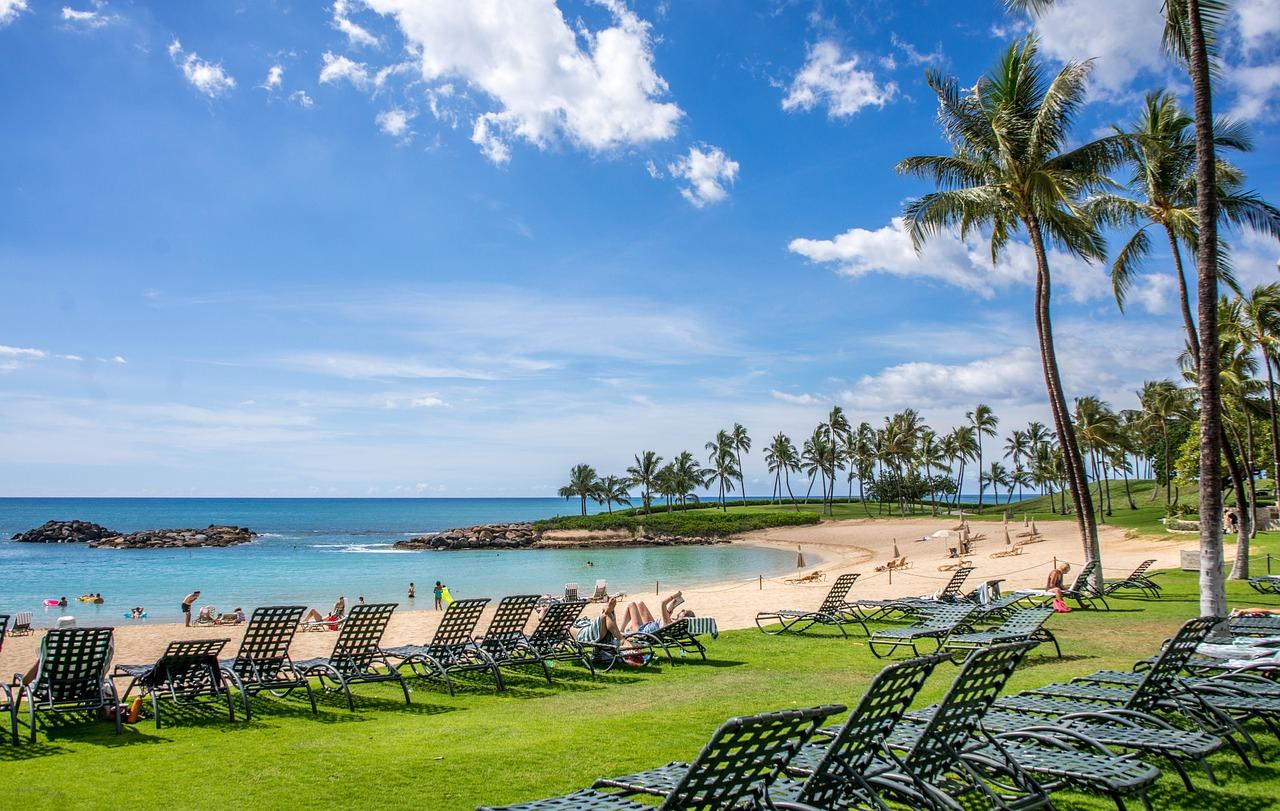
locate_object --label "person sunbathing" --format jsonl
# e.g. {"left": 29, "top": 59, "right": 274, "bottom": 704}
{"left": 621, "top": 592, "right": 693, "bottom": 635}
{"left": 571, "top": 597, "right": 652, "bottom": 667}
{"left": 303, "top": 596, "right": 346, "bottom": 624}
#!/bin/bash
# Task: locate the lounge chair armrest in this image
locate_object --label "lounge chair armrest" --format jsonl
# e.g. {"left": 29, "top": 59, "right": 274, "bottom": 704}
{"left": 994, "top": 727, "right": 1114, "bottom": 758}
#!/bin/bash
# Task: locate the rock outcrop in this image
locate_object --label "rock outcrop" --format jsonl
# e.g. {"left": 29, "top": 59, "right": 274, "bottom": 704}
{"left": 89, "top": 525, "right": 257, "bottom": 549}
{"left": 394, "top": 523, "right": 539, "bottom": 550}
{"left": 12, "top": 520, "right": 119, "bottom": 543}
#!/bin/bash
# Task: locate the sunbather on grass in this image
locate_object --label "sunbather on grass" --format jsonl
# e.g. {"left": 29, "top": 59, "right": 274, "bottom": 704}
{"left": 622, "top": 592, "right": 693, "bottom": 635}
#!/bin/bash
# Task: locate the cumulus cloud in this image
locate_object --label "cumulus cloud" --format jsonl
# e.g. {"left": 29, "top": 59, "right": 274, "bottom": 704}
{"left": 0, "top": 0, "right": 28, "bottom": 27}
{"left": 1227, "top": 63, "right": 1280, "bottom": 121}
{"left": 1027, "top": 0, "right": 1168, "bottom": 97}
{"left": 361, "top": 0, "right": 682, "bottom": 163}
{"left": 332, "top": 0, "right": 379, "bottom": 47}
{"left": 290, "top": 90, "right": 315, "bottom": 108}
{"left": 319, "top": 52, "right": 371, "bottom": 89}
{"left": 261, "top": 64, "right": 284, "bottom": 92}
{"left": 788, "top": 216, "right": 1109, "bottom": 302}
{"left": 1129, "top": 273, "right": 1177, "bottom": 315}
{"left": 782, "top": 40, "right": 897, "bottom": 118}
{"left": 667, "top": 145, "right": 739, "bottom": 208}
{"left": 770, "top": 390, "right": 819, "bottom": 406}
{"left": 168, "top": 39, "right": 236, "bottom": 98}
{"left": 375, "top": 107, "right": 414, "bottom": 141}
{"left": 1235, "top": 0, "right": 1280, "bottom": 54}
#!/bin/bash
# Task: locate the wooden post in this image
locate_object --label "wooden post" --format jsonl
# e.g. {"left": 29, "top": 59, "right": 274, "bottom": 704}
{"left": 656, "top": 580, "right": 660, "bottom": 595}
{"left": 759, "top": 574, "right": 763, "bottom": 590}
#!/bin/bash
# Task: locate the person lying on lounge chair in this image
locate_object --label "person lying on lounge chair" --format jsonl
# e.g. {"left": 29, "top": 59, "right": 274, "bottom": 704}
{"left": 621, "top": 592, "right": 693, "bottom": 635}
{"left": 571, "top": 597, "right": 652, "bottom": 667}
{"left": 302, "top": 596, "right": 346, "bottom": 624}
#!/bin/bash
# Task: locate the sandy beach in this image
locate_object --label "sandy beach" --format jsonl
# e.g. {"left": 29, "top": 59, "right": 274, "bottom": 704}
{"left": 0, "top": 517, "right": 1196, "bottom": 675}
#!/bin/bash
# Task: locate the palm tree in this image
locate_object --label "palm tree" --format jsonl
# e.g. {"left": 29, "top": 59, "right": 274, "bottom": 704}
{"left": 765, "top": 432, "right": 800, "bottom": 509}
{"left": 982, "top": 462, "right": 1010, "bottom": 506}
{"left": 1139, "top": 380, "right": 1186, "bottom": 506}
{"left": 852, "top": 423, "right": 877, "bottom": 516}
{"left": 948, "top": 425, "right": 979, "bottom": 511}
{"left": 826, "top": 407, "right": 852, "bottom": 512}
{"left": 671, "top": 451, "right": 704, "bottom": 508}
{"left": 593, "top": 475, "right": 632, "bottom": 514}
{"left": 1009, "top": 466, "right": 1032, "bottom": 506}
{"left": 705, "top": 445, "right": 741, "bottom": 513}
{"left": 900, "top": 38, "right": 1119, "bottom": 583}
{"left": 705, "top": 430, "right": 735, "bottom": 511}
{"left": 1074, "top": 396, "right": 1121, "bottom": 518}
{"left": 731, "top": 422, "right": 752, "bottom": 507}
{"left": 626, "top": 451, "right": 663, "bottom": 514}
{"left": 918, "top": 429, "right": 949, "bottom": 515}
{"left": 1239, "top": 284, "right": 1280, "bottom": 492}
{"left": 558, "top": 463, "right": 598, "bottom": 517}
{"left": 1004, "top": 429, "right": 1030, "bottom": 500}
{"left": 966, "top": 405, "right": 999, "bottom": 511}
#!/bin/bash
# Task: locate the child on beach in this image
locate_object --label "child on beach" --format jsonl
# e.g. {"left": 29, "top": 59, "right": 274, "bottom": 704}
{"left": 408, "top": 582, "right": 415, "bottom": 600}
{"left": 433, "top": 581, "right": 443, "bottom": 610}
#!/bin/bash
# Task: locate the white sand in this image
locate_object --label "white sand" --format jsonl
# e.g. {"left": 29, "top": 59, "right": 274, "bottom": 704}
{"left": 0, "top": 517, "right": 1197, "bottom": 675}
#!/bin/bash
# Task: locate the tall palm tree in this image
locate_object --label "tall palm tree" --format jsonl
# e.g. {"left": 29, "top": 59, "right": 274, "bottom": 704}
{"left": 731, "top": 423, "right": 752, "bottom": 507}
{"left": 1074, "top": 396, "right": 1121, "bottom": 517}
{"left": 1239, "top": 284, "right": 1280, "bottom": 492}
{"left": 966, "top": 405, "right": 999, "bottom": 511}
{"left": 901, "top": 38, "right": 1120, "bottom": 583}
{"left": 1004, "top": 429, "right": 1030, "bottom": 500}
{"left": 671, "top": 451, "right": 704, "bottom": 508}
{"left": 705, "top": 446, "right": 741, "bottom": 513}
{"left": 826, "top": 407, "right": 852, "bottom": 512}
{"left": 982, "top": 462, "right": 1010, "bottom": 507}
{"left": 593, "top": 475, "right": 632, "bottom": 514}
{"left": 918, "top": 429, "right": 949, "bottom": 515}
{"left": 949, "top": 425, "right": 979, "bottom": 511}
{"left": 626, "top": 451, "right": 663, "bottom": 514}
{"left": 558, "top": 463, "right": 598, "bottom": 516}
{"left": 853, "top": 423, "right": 877, "bottom": 517}
{"left": 705, "top": 430, "right": 734, "bottom": 510}
{"left": 1139, "top": 380, "right": 1187, "bottom": 506}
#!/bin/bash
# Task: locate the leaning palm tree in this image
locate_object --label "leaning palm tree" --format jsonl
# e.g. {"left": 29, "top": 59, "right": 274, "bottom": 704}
{"left": 967, "top": 405, "right": 999, "bottom": 511}
{"left": 900, "top": 36, "right": 1120, "bottom": 583}
{"left": 949, "top": 425, "right": 978, "bottom": 511}
{"left": 593, "top": 475, "right": 632, "bottom": 514}
{"left": 705, "top": 430, "right": 735, "bottom": 510}
{"left": 1239, "top": 284, "right": 1280, "bottom": 492}
{"left": 626, "top": 451, "right": 663, "bottom": 514}
{"left": 558, "top": 463, "right": 598, "bottom": 517}
{"left": 705, "top": 446, "right": 741, "bottom": 513}
{"left": 731, "top": 423, "right": 752, "bottom": 506}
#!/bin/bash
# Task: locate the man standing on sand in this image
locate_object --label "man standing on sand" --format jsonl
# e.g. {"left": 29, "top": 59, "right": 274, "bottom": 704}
{"left": 182, "top": 590, "right": 200, "bottom": 627}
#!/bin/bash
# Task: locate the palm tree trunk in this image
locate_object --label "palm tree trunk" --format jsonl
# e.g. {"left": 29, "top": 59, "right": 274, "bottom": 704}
{"left": 1165, "top": 227, "right": 1200, "bottom": 350}
{"left": 1026, "top": 213, "right": 1103, "bottom": 586}
{"left": 976, "top": 446, "right": 985, "bottom": 512}
{"left": 858, "top": 475, "right": 872, "bottom": 517}
{"left": 1268, "top": 354, "right": 1280, "bottom": 497}
{"left": 785, "top": 467, "right": 798, "bottom": 511}
{"left": 1122, "top": 464, "right": 1136, "bottom": 509}
{"left": 1225, "top": 422, "right": 1251, "bottom": 579}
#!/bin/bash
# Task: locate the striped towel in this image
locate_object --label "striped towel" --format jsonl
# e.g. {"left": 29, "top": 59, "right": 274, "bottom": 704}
{"left": 572, "top": 616, "right": 719, "bottom": 640}
{"left": 682, "top": 617, "right": 719, "bottom": 639}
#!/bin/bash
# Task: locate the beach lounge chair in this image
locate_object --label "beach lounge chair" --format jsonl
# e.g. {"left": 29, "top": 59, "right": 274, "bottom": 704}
{"left": 563, "top": 583, "right": 579, "bottom": 602}
{"left": 754, "top": 573, "right": 868, "bottom": 637}
{"left": 193, "top": 606, "right": 217, "bottom": 627}
{"left": 1247, "top": 575, "right": 1280, "bottom": 595}
{"left": 13, "top": 627, "right": 119, "bottom": 742}
{"left": 1230, "top": 614, "right": 1280, "bottom": 637}
{"left": 769, "top": 652, "right": 949, "bottom": 809}
{"left": 0, "top": 681, "right": 13, "bottom": 745}
{"left": 476, "top": 704, "right": 844, "bottom": 810}
{"left": 10, "top": 612, "right": 33, "bottom": 637}
{"left": 295, "top": 603, "right": 409, "bottom": 711}
{"left": 586, "top": 580, "right": 623, "bottom": 602}
{"left": 867, "top": 604, "right": 976, "bottom": 658}
{"left": 518, "top": 599, "right": 595, "bottom": 674}
{"left": 113, "top": 638, "right": 234, "bottom": 728}
{"left": 627, "top": 618, "right": 716, "bottom": 664}
{"left": 219, "top": 605, "right": 314, "bottom": 720}
{"left": 887, "top": 566, "right": 980, "bottom": 617}
{"left": 1014, "top": 558, "right": 1108, "bottom": 611}
{"left": 386, "top": 598, "right": 502, "bottom": 695}
{"left": 0, "top": 615, "right": 7, "bottom": 655}
{"left": 1103, "top": 559, "right": 1162, "bottom": 598}
{"left": 570, "top": 615, "right": 657, "bottom": 673}
{"left": 942, "top": 606, "right": 1062, "bottom": 658}
{"left": 475, "top": 595, "right": 550, "bottom": 685}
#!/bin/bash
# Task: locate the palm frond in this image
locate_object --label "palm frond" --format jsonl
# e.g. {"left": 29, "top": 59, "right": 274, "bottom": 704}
{"left": 1111, "top": 226, "right": 1152, "bottom": 311}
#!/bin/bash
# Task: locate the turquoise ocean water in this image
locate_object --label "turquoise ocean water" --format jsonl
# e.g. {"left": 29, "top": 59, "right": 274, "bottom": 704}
{"left": 0, "top": 498, "right": 796, "bottom": 626}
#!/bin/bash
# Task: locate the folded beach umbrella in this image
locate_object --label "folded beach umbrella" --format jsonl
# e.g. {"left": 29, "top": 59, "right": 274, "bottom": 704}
{"left": 1004, "top": 525, "right": 1012, "bottom": 546}
{"left": 892, "top": 538, "right": 901, "bottom": 557}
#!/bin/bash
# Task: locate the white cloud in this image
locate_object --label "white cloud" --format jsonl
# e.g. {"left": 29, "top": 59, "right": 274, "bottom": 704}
{"left": 332, "top": 0, "right": 379, "bottom": 47}
{"left": 280, "top": 352, "right": 497, "bottom": 381}
{"left": 645, "top": 159, "right": 663, "bottom": 179}
{"left": 1029, "top": 0, "right": 1168, "bottom": 97}
{"left": 409, "top": 395, "right": 447, "bottom": 408}
{"left": 112, "top": 355, "right": 127, "bottom": 364}
{"left": 1236, "top": 0, "right": 1280, "bottom": 53}
{"left": 59, "top": 354, "right": 84, "bottom": 361}
{"left": 319, "top": 52, "right": 371, "bottom": 89}
{"left": 0, "top": 0, "right": 27, "bottom": 27}
{"left": 168, "top": 39, "right": 236, "bottom": 98}
{"left": 290, "top": 90, "right": 315, "bottom": 108}
{"left": 61, "top": 4, "right": 112, "bottom": 29}
{"left": 0, "top": 345, "right": 47, "bottom": 359}
{"left": 362, "top": 0, "right": 682, "bottom": 163}
{"left": 1226, "top": 63, "right": 1280, "bottom": 121}
{"left": 788, "top": 216, "right": 1109, "bottom": 302}
{"left": 1130, "top": 273, "right": 1177, "bottom": 315}
{"left": 782, "top": 40, "right": 897, "bottom": 118}
{"left": 375, "top": 107, "right": 414, "bottom": 141}
{"left": 770, "top": 390, "right": 819, "bottom": 406}
{"left": 667, "top": 144, "right": 739, "bottom": 208}
{"left": 1230, "top": 229, "right": 1280, "bottom": 289}
{"left": 261, "top": 64, "right": 284, "bottom": 91}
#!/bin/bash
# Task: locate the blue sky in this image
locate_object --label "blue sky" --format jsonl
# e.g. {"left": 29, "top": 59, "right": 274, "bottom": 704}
{"left": 1, "top": 0, "right": 1278, "bottom": 497}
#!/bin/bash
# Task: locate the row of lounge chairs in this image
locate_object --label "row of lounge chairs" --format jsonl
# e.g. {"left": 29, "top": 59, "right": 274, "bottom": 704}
{"left": 481, "top": 614, "right": 1280, "bottom": 810}
{"left": 2, "top": 594, "right": 720, "bottom": 741}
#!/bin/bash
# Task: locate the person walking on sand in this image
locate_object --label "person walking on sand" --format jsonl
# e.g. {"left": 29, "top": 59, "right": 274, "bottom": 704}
{"left": 182, "top": 590, "right": 201, "bottom": 627}
{"left": 408, "top": 582, "right": 416, "bottom": 600}
{"left": 433, "top": 581, "right": 443, "bottom": 610}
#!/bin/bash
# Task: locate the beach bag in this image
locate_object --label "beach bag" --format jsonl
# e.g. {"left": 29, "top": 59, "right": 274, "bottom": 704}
{"left": 1052, "top": 597, "right": 1070, "bottom": 613}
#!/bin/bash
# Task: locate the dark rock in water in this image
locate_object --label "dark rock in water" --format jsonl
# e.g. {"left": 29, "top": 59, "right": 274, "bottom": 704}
{"left": 394, "top": 522, "right": 538, "bottom": 551}
{"left": 13, "top": 520, "right": 119, "bottom": 543}
{"left": 89, "top": 524, "right": 256, "bottom": 549}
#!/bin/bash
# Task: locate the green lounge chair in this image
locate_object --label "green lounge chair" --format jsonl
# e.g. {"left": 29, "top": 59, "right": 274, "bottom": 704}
{"left": 475, "top": 595, "right": 551, "bottom": 685}
{"left": 1103, "top": 559, "right": 1162, "bottom": 598}
{"left": 768, "top": 652, "right": 949, "bottom": 809}
{"left": 754, "top": 573, "right": 869, "bottom": 637}
{"left": 113, "top": 638, "right": 234, "bottom": 728}
{"left": 476, "top": 704, "right": 844, "bottom": 810}
{"left": 1012, "top": 559, "right": 1108, "bottom": 610}
{"left": 517, "top": 600, "right": 595, "bottom": 673}
{"left": 942, "top": 606, "right": 1062, "bottom": 658}
{"left": 295, "top": 603, "right": 409, "bottom": 710}
{"left": 219, "top": 605, "right": 315, "bottom": 720}
{"left": 386, "top": 597, "right": 502, "bottom": 695}
{"left": 1248, "top": 575, "right": 1280, "bottom": 594}
{"left": 868, "top": 604, "right": 977, "bottom": 659}
{"left": 13, "top": 627, "right": 119, "bottom": 742}
{"left": 628, "top": 618, "right": 711, "bottom": 664}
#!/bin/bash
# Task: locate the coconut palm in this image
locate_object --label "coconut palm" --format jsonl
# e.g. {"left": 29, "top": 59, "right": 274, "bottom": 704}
{"left": 982, "top": 462, "right": 1010, "bottom": 506}
{"left": 852, "top": 423, "right": 878, "bottom": 517}
{"left": 966, "top": 405, "right": 999, "bottom": 511}
{"left": 1004, "top": 429, "right": 1030, "bottom": 500}
{"left": 900, "top": 38, "right": 1120, "bottom": 581}
{"left": 671, "top": 451, "right": 705, "bottom": 508}
{"left": 1139, "top": 379, "right": 1188, "bottom": 506}
{"left": 593, "top": 475, "right": 632, "bottom": 514}
{"left": 918, "top": 429, "right": 950, "bottom": 515}
{"left": 731, "top": 422, "right": 752, "bottom": 506}
{"left": 1239, "top": 284, "right": 1280, "bottom": 491}
{"left": 558, "top": 463, "right": 598, "bottom": 517}
{"left": 626, "top": 451, "right": 664, "bottom": 514}
{"left": 655, "top": 463, "right": 677, "bottom": 512}
{"left": 949, "top": 425, "right": 979, "bottom": 510}
{"left": 765, "top": 432, "right": 801, "bottom": 508}
{"left": 704, "top": 446, "right": 740, "bottom": 513}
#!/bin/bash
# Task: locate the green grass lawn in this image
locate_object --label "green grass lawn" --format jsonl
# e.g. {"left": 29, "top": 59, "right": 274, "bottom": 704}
{"left": 7, "top": 539, "right": 1280, "bottom": 810}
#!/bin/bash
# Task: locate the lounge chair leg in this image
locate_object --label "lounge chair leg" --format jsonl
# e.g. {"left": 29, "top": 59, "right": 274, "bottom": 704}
{"left": 1168, "top": 756, "right": 1194, "bottom": 792}
{"left": 399, "top": 676, "right": 411, "bottom": 705}
{"left": 151, "top": 693, "right": 161, "bottom": 730}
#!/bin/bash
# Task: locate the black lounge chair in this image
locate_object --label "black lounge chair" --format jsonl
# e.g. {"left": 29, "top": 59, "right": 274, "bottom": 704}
{"left": 943, "top": 606, "right": 1061, "bottom": 658}
{"left": 476, "top": 704, "right": 845, "bottom": 810}
{"left": 113, "top": 638, "right": 235, "bottom": 728}
{"left": 476, "top": 595, "right": 551, "bottom": 685}
{"left": 12, "top": 627, "right": 119, "bottom": 742}
{"left": 769, "top": 652, "right": 949, "bottom": 809}
{"left": 518, "top": 600, "right": 594, "bottom": 674}
{"left": 295, "top": 603, "right": 409, "bottom": 710}
{"left": 219, "top": 605, "right": 314, "bottom": 720}
{"left": 1248, "top": 575, "right": 1280, "bottom": 595}
{"left": 868, "top": 604, "right": 976, "bottom": 658}
{"left": 754, "top": 573, "right": 868, "bottom": 637}
{"left": 868, "top": 641, "right": 1052, "bottom": 810}
{"left": 627, "top": 618, "right": 710, "bottom": 664}
{"left": 1229, "top": 614, "right": 1280, "bottom": 636}
{"left": 1103, "top": 559, "right": 1162, "bottom": 598}
{"left": 386, "top": 597, "right": 502, "bottom": 695}
{"left": 1062, "top": 559, "right": 1109, "bottom": 610}
{"left": 0, "top": 614, "right": 8, "bottom": 653}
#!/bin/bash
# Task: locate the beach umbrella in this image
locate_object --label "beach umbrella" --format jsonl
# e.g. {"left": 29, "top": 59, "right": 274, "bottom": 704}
{"left": 1024, "top": 514, "right": 1030, "bottom": 527}
{"left": 796, "top": 545, "right": 805, "bottom": 568}
{"left": 1003, "top": 512, "right": 1009, "bottom": 527}
{"left": 893, "top": 537, "right": 901, "bottom": 557}
{"left": 1030, "top": 519, "right": 1038, "bottom": 536}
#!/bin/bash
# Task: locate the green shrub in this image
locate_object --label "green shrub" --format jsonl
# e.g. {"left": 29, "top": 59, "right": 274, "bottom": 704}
{"left": 533, "top": 510, "right": 820, "bottom": 537}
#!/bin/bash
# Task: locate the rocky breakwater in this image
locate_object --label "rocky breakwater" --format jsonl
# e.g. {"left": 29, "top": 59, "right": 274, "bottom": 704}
{"left": 12, "top": 520, "right": 119, "bottom": 543}
{"left": 394, "top": 523, "right": 538, "bottom": 551}
{"left": 89, "top": 525, "right": 257, "bottom": 549}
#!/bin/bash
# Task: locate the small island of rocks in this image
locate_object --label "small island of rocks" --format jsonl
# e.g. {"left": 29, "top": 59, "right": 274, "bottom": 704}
{"left": 12, "top": 520, "right": 256, "bottom": 549}
{"left": 391, "top": 522, "right": 728, "bottom": 551}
